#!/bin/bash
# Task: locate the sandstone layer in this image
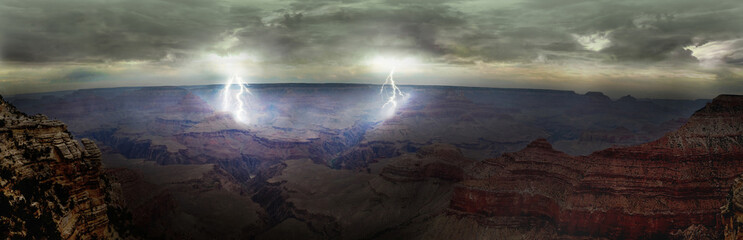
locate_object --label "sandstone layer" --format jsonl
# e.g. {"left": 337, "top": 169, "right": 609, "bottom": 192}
{"left": 432, "top": 95, "right": 743, "bottom": 239}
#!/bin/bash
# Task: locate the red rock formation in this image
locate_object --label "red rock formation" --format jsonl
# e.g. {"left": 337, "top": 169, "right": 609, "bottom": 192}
{"left": 445, "top": 94, "right": 743, "bottom": 239}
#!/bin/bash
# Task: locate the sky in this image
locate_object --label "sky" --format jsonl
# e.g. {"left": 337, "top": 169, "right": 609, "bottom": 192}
{"left": 1, "top": 0, "right": 742, "bottom": 99}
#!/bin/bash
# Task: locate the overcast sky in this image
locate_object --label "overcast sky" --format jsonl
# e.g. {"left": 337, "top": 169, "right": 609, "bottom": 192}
{"left": 1, "top": 0, "right": 742, "bottom": 98}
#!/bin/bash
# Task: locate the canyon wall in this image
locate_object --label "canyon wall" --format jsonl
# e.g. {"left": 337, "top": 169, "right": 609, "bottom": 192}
{"left": 0, "top": 96, "right": 118, "bottom": 239}
{"left": 432, "top": 95, "right": 743, "bottom": 239}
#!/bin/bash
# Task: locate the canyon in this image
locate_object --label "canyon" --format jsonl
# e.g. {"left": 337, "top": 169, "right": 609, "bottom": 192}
{"left": 7, "top": 84, "right": 739, "bottom": 239}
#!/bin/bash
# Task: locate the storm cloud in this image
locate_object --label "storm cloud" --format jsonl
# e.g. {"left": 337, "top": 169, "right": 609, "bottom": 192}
{"left": 0, "top": 0, "right": 742, "bottom": 97}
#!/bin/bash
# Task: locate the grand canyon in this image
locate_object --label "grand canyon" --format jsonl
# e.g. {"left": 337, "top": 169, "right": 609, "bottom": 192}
{"left": 2, "top": 84, "right": 742, "bottom": 239}
{"left": 3, "top": 0, "right": 743, "bottom": 239}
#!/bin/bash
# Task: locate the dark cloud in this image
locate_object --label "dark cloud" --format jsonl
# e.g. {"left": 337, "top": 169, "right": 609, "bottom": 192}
{"left": 462, "top": 0, "right": 743, "bottom": 64}
{"left": 219, "top": 1, "right": 469, "bottom": 64}
{"left": 0, "top": 0, "right": 742, "bottom": 66}
{"left": 602, "top": 28, "right": 696, "bottom": 62}
{"left": 0, "top": 0, "right": 231, "bottom": 62}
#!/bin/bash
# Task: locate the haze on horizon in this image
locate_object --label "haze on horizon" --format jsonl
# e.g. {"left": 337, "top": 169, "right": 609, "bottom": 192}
{"left": 1, "top": 0, "right": 742, "bottom": 99}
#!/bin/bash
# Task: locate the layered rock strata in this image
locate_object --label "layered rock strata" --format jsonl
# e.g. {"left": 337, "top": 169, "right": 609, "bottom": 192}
{"left": 439, "top": 95, "right": 743, "bottom": 239}
{"left": 0, "top": 96, "right": 113, "bottom": 239}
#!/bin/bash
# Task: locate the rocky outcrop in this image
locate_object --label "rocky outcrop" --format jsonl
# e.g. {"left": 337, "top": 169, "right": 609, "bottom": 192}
{"left": 440, "top": 94, "right": 743, "bottom": 239}
{"left": 723, "top": 175, "right": 743, "bottom": 240}
{"left": 0, "top": 96, "right": 114, "bottom": 239}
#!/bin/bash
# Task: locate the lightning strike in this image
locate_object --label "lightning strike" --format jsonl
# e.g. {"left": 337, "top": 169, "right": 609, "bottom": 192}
{"left": 220, "top": 75, "right": 251, "bottom": 123}
{"left": 208, "top": 53, "right": 255, "bottom": 124}
{"left": 221, "top": 76, "right": 234, "bottom": 112}
{"left": 373, "top": 57, "right": 416, "bottom": 118}
{"left": 380, "top": 66, "right": 404, "bottom": 113}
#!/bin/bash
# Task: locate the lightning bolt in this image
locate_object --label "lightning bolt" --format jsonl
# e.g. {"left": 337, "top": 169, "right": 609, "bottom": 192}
{"left": 221, "top": 76, "right": 234, "bottom": 112}
{"left": 380, "top": 66, "right": 404, "bottom": 115}
{"left": 221, "top": 75, "right": 251, "bottom": 123}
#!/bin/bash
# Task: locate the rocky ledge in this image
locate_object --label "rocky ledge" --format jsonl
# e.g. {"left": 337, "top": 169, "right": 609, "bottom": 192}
{"left": 0, "top": 95, "right": 116, "bottom": 239}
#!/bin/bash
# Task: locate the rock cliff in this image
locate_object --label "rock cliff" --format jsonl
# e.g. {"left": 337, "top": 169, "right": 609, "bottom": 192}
{"left": 434, "top": 94, "right": 743, "bottom": 239}
{"left": 723, "top": 175, "right": 743, "bottom": 240}
{"left": 0, "top": 95, "right": 115, "bottom": 239}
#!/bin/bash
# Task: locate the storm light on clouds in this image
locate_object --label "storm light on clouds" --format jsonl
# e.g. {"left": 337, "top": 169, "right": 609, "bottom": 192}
{"left": 1, "top": 0, "right": 742, "bottom": 98}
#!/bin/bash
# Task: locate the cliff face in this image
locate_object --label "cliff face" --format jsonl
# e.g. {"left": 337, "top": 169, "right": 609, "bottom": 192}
{"left": 0, "top": 96, "right": 112, "bottom": 239}
{"left": 436, "top": 94, "right": 743, "bottom": 239}
{"left": 723, "top": 175, "right": 743, "bottom": 240}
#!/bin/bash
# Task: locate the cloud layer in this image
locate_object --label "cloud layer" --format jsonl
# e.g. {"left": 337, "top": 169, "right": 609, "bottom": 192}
{"left": 1, "top": 0, "right": 742, "bottom": 98}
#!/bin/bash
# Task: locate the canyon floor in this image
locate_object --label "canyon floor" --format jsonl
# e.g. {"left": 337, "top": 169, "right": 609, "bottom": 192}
{"left": 8, "top": 84, "right": 738, "bottom": 239}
